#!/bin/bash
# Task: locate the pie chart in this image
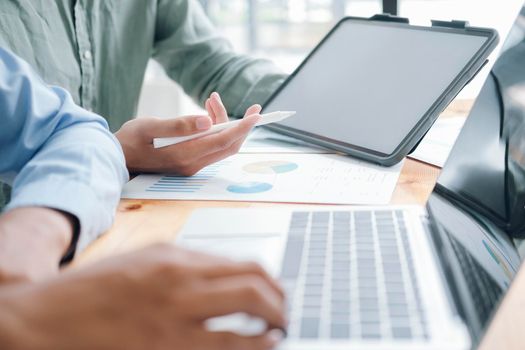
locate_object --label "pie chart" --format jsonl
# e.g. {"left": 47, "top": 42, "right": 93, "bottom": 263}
{"left": 243, "top": 160, "right": 298, "bottom": 174}
{"left": 227, "top": 182, "right": 273, "bottom": 194}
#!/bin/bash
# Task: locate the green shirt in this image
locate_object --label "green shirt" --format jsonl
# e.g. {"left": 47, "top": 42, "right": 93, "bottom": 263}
{"left": 0, "top": 0, "right": 286, "bottom": 209}
{"left": 0, "top": 0, "right": 286, "bottom": 132}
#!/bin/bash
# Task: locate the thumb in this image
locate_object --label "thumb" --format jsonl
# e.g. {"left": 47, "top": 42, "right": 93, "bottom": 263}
{"left": 147, "top": 115, "right": 213, "bottom": 138}
{"left": 244, "top": 104, "right": 262, "bottom": 117}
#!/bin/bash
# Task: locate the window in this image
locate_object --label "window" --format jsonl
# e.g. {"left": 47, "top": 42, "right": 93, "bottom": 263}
{"left": 137, "top": 0, "right": 522, "bottom": 117}
{"left": 200, "top": 0, "right": 382, "bottom": 71}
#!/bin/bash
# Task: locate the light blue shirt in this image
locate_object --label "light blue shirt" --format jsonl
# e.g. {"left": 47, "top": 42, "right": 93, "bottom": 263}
{"left": 0, "top": 47, "right": 129, "bottom": 254}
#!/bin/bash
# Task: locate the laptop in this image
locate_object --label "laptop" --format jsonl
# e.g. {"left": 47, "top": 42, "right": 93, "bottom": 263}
{"left": 177, "top": 6, "right": 525, "bottom": 349}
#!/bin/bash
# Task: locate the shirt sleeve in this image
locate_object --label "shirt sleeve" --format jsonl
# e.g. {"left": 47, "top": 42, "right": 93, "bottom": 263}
{"left": 0, "top": 47, "right": 129, "bottom": 254}
{"left": 153, "top": 0, "right": 287, "bottom": 117}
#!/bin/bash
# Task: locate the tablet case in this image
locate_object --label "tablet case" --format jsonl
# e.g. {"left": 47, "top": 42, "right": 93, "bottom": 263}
{"left": 261, "top": 14, "right": 499, "bottom": 166}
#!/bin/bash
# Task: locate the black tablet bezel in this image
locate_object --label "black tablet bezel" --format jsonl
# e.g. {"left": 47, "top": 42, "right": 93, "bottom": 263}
{"left": 261, "top": 16, "right": 499, "bottom": 166}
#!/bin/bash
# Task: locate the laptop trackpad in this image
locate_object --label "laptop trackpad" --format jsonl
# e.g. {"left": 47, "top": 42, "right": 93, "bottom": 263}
{"left": 176, "top": 208, "right": 291, "bottom": 276}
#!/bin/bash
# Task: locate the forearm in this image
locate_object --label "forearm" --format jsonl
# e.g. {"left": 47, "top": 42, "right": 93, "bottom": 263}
{"left": 7, "top": 121, "right": 128, "bottom": 254}
{"left": 0, "top": 208, "right": 75, "bottom": 283}
{"left": 0, "top": 48, "right": 128, "bottom": 256}
{"left": 153, "top": 0, "right": 287, "bottom": 116}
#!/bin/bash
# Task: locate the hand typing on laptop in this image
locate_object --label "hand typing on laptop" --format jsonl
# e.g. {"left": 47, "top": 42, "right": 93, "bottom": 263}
{"left": 115, "top": 92, "right": 262, "bottom": 176}
{"left": 0, "top": 244, "right": 287, "bottom": 349}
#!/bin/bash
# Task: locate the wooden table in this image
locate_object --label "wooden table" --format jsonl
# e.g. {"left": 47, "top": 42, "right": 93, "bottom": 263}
{"left": 74, "top": 99, "right": 520, "bottom": 349}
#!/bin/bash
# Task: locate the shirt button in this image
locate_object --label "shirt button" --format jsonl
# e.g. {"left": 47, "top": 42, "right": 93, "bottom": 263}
{"left": 83, "top": 50, "right": 92, "bottom": 60}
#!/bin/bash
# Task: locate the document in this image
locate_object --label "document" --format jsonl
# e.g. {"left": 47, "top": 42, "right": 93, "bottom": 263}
{"left": 122, "top": 153, "right": 403, "bottom": 205}
{"left": 409, "top": 117, "right": 466, "bottom": 168}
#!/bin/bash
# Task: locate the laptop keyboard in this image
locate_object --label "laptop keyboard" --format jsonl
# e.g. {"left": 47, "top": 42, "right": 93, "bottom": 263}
{"left": 280, "top": 210, "right": 429, "bottom": 341}
{"left": 448, "top": 233, "right": 503, "bottom": 326}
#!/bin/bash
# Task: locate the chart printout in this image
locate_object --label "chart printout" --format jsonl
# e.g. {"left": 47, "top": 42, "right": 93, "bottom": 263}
{"left": 122, "top": 154, "right": 403, "bottom": 205}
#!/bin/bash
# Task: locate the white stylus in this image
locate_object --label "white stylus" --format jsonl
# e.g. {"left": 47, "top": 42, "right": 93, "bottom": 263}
{"left": 153, "top": 111, "right": 296, "bottom": 149}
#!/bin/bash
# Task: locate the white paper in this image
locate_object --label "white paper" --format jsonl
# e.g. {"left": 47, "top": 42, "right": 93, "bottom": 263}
{"left": 122, "top": 153, "right": 403, "bottom": 205}
{"left": 240, "top": 127, "right": 330, "bottom": 154}
{"left": 409, "top": 117, "right": 466, "bottom": 168}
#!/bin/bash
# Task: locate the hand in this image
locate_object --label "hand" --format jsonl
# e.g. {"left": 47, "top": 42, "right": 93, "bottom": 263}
{"left": 0, "top": 207, "right": 74, "bottom": 284}
{"left": 116, "top": 92, "right": 261, "bottom": 176}
{"left": 0, "top": 244, "right": 286, "bottom": 350}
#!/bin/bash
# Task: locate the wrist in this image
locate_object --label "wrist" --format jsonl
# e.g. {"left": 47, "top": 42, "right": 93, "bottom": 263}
{"left": 0, "top": 207, "right": 75, "bottom": 283}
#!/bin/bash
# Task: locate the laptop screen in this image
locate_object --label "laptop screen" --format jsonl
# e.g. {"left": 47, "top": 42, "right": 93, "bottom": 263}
{"left": 429, "top": 3, "right": 525, "bottom": 339}
{"left": 437, "top": 5, "right": 525, "bottom": 234}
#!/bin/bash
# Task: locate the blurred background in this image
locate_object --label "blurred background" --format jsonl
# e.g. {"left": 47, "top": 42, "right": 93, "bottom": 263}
{"left": 137, "top": 0, "right": 523, "bottom": 118}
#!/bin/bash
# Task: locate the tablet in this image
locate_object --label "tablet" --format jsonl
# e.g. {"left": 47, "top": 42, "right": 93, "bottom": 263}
{"left": 262, "top": 15, "right": 499, "bottom": 166}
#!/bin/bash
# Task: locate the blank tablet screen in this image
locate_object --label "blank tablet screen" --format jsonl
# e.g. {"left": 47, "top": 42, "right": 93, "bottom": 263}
{"left": 264, "top": 20, "right": 488, "bottom": 156}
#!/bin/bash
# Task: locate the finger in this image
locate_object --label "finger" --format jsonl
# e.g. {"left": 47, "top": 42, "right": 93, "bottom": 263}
{"left": 144, "top": 115, "right": 212, "bottom": 139}
{"left": 244, "top": 104, "right": 262, "bottom": 117}
{"left": 173, "top": 115, "right": 258, "bottom": 175}
{"left": 197, "top": 261, "right": 285, "bottom": 299}
{"left": 195, "top": 329, "right": 284, "bottom": 350}
{"left": 144, "top": 246, "right": 283, "bottom": 299}
{"left": 160, "top": 114, "right": 260, "bottom": 176}
{"left": 185, "top": 275, "right": 286, "bottom": 329}
{"left": 205, "top": 98, "right": 217, "bottom": 124}
{"left": 210, "top": 92, "right": 229, "bottom": 124}
{"left": 156, "top": 115, "right": 260, "bottom": 176}
{"left": 182, "top": 114, "right": 260, "bottom": 160}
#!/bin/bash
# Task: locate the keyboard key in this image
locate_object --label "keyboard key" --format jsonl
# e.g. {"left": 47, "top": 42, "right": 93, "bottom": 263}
{"left": 357, "top": 265, "right": 377, "bottom": 275}
{"left": 309, "top": 235, "right": 328, "bottom": 242}
{"left": 361, "top": 324, "right": 382, "bottom": 339}
{"left": 306, "top": 266, "right": 325, "bottom": 276}
{"left": 387, "top": 292, "right": 407, "bottom": 304}
{"left": 309, "top": 240, "right": 327, "bottom": 249}
{"left": 300, "top": 318, "right": 320, "bottom": 338}
{"left": 383, "top": 264, "right": 402, "bottom": 273}
{"left": 359, "top": 298, "right": 380, "bottom": 310}
{"left": 334, "top": 211, "right": 351, "bottom": 219}
{"left": 359, "top": 295, "right": 378, "bottom": 303}
{"left": 307, "top": 258, "right": 326, "bottom": 267}
{"left": 332, "top": 309, "right": 351, "bottom": 319}
{"left": 392, "top": 327, "right": 412, "bottom": 339}
{"left": 359, "top": 278, "right": 378, "bottom": 288}
{"left": 389, "top": 316, "right": 412, "bottom": 328}
{"left": 385, "top": 283, "right": 405, "bottom": 294}
{"left": 332, "top": 244, "right": 350, "bottom": 251}
{"left": 331, "top": 323, "right": 350, "bottom": 338}
{"left": 331, "top": 274, "right": 350, "bottom": 282}
{"left": 304, "top": 285, "right": 323, "bottom": 296}
{"left": 305, "top": 276, "right": 324, "bottom": 286}
{"left": 303, "top": 296, "right": 322, "bottom": 307}
{"left": 332, "top": 290, "right": 350, "bottom": 301}
{"left": 355, "top": 211, "right": 372, "bottom": 220}
{"left": 292, "top": 212, "right": 309, "bottom": 220}
{"left": 332, "top": 279, "right": 350, "bottom": 289}
{"left": 280, "top": 237, "right": 304, "bottom": 279}
{"left": 332, "top": 262, "right": 351, "bottom": 272}
{"left": 302, "top": 306, "right": 322, "bottom": 317}
{"left": 360, "top": 311, "right": 380, "bottom": 324}
{"left": 332, "top": 256, "right": 351, "bottom": 265}
{"left": 308, "top": 250, "right": 326, "bottom": 258}
{"left": 331, "top": 300, "right": 350, "bottom": 310}
{"left": 389, "top": 305, "right": 409, "bottom": 317}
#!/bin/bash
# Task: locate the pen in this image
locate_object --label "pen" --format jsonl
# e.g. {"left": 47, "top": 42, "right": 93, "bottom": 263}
{"left": 153, "top": 111, "right": 296, "bottom": 149}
